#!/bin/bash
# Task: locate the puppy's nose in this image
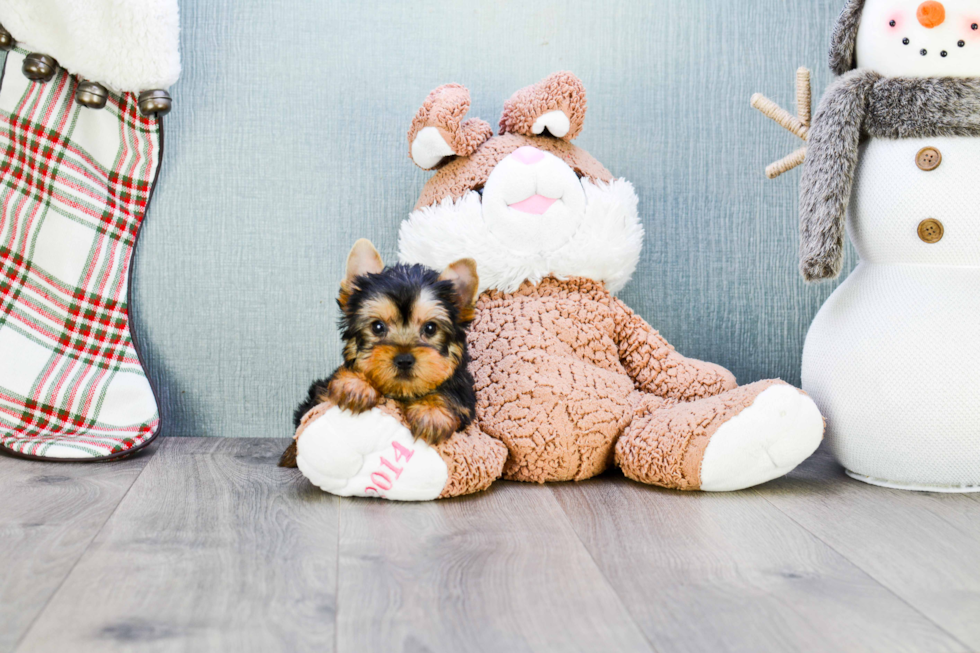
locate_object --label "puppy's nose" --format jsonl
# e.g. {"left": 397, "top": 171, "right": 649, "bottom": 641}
{"left": 917, "top": 1, "right": 945, "bottom": 28}
{"left": 511, "top": 146, "right": 545, "bottom": 165}
{"left": 394, "top": 354, "right": 415, "bottom": 371}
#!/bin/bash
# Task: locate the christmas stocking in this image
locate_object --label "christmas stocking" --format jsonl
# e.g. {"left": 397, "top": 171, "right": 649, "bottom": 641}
{"left": 0, "top": 2, "right": 179, "bottom": 461}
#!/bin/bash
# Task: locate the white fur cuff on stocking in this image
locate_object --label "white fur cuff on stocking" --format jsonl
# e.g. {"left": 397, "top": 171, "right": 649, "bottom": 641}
{"left": 0, "top": 0, "right": 181, "bottom": 92}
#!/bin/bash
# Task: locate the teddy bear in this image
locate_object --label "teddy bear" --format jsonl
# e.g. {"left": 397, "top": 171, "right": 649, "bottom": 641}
{"left": 292, "top": 72, "right": 825, "bottom": 500}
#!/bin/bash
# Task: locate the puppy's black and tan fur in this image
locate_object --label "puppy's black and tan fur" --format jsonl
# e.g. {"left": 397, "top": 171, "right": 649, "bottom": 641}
{"left": 280, "top": 240, "right": 479, "bottom": 468}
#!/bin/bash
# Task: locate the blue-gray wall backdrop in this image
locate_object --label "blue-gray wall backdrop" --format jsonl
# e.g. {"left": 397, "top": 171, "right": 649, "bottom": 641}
{"left": 135, "top": 0, "right": 856, "bottom": 438}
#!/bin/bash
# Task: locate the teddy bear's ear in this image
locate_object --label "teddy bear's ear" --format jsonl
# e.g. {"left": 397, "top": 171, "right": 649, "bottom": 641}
{"left": 407, "top": 84, "right": 494, "bottom": 170}
{"left": 499, "top": 72, "right": 587, "bottom": 141}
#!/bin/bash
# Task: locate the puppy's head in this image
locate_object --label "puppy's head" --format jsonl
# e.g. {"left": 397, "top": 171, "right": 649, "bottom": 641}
{"left": 338, "top": 239, "right": 479, "bottom": 399}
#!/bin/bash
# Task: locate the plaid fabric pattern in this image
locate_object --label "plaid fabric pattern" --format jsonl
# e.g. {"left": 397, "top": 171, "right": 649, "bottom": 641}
{"left": 0, "top": 49, "right": 162, "bottom": 460}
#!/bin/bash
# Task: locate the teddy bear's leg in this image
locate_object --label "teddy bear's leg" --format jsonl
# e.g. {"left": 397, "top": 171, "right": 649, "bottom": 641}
{"left": 616, "top": 380, "right": 824, "bottom": 491}
{"left": 475, "top": 350, "right": 636, "bottom": 483}
{"left": 432, "top": 422, "right": 510, "bottom": 498}
{"left": 292, "top": 401, "right": 506, "bottom": 501}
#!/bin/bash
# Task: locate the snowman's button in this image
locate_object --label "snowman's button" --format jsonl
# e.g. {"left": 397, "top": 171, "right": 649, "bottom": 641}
{"left": 915, "top": 147, "right": 942, "bottom": 171}
{"left": 917, "top": 219, "right": 944, "bottom": 244}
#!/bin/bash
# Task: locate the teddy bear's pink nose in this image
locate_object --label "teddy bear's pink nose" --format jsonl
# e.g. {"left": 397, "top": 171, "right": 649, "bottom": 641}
{"left": 511, "top": 146, "right": 545, "bottom": 165}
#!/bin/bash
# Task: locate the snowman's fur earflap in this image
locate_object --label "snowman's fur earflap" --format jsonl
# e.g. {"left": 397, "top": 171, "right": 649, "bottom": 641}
{"left": 830, "top": 0, "right": 866, "bottom": 75}
{"left": 800, "top": 71, "right": 980, "bottom": 280}
{"left": 399, "top": 178, "right": 644, "bottom": 295}
{"left": 799, "top": 70, "right": 876, "bottom": 281}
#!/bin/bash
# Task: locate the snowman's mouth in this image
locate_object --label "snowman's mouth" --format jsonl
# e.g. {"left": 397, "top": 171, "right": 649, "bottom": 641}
{"left": 899, "top": 36, "right": 967, "bottom": 58}
{"left": 508, "top": 194, "right": 558, "bottom": 215}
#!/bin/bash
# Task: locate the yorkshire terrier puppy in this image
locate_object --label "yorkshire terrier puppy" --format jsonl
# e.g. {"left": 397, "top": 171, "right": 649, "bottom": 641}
{"left": 280, "top": 239, "right": 479, "bottom": 468}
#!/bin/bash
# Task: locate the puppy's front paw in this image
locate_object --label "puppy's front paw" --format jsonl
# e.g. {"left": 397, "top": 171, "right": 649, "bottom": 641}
{"left": 405, "top": 399, "right": 460, "bottom": 446}
{"left": 326, "top": 369, "right": 381, "bottom": 414}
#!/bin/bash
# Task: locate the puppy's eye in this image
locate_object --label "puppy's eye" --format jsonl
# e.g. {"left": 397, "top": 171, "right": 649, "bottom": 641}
{"left": 422, "top": 322, "right": 438, "bottom": 337}
{"left": 370, "top": 321, "right": 387, "bottom": 336}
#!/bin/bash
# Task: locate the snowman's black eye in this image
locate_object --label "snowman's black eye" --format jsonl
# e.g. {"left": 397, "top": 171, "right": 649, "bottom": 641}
{"left": 973, "top": 23, "right": 978, "bottom": 30}
{"left": 889, "top": 19, "right": 896, "bottom": 26}
{"left": 959, "top": 40, "right": 966, "bottom": 47}
{"left": 921, "top": 48, "right": 928, "bottom": 56}
{"left": 941, "top": 50, "right": 948, "bottom": 57}
{"left": 903, "top": 37, "right": 910, "bottom": 45}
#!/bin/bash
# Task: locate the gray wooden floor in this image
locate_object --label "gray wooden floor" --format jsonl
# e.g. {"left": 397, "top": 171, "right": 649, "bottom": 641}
{"left": 2, "top": 438, "right": 979, "bottom": 653}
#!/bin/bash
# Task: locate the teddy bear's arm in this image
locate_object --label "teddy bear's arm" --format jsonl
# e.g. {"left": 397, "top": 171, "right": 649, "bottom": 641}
{"left": 611, "top": 297, "right": 736, "bottom": 401}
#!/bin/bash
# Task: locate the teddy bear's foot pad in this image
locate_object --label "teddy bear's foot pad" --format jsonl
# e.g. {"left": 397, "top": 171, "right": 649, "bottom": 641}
{"left": 295, "top": 406, "right": 449, "bottom": 501}
{"left": 699, "top": 385, "right": 823, "bottom": 492}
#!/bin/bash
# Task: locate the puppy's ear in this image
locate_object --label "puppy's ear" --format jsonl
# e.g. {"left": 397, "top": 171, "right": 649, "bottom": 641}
{"left": 438, "top": 258, "right": 479, "bottom": 321}
{"left": 340, "top": 239, "right": 384, "bottom": 308}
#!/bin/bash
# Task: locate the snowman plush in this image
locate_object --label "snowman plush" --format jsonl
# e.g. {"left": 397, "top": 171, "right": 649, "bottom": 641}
{"left": 292, "top": 73, "right": 826, "bottom": 501}
{"left": 798, "top": 0, "right": 980, "bottom": 490}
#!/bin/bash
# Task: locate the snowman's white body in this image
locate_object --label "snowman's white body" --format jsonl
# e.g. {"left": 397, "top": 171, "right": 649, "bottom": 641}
{"left": 798, "top": 0, "right": 980, "bottom": 490}
{"left": 802, "top": 136, "right": 980, "bottom": 490}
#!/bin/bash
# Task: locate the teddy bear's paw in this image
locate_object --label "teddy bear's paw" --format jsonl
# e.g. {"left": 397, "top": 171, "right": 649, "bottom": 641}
{"left": 699, "top": 384, "right": 824, "bottom": 492}
{"left": 295, "top": 406, "right": 449, "bottom": 501}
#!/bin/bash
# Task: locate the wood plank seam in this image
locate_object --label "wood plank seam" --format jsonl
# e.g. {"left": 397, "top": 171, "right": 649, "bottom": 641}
{"left": 335, "top": 498, "right": 342, "bottom": 653}
{"left": 547, "top": 485, "right": 665, "bottom": 653}
{"left": 14, "top": 439, "right": 342, "bottom": 651}
{"left": 11, "top": 448, "right": 158, "bottom": 653}
{"left": 754, "top": 489, "right": 973, "bottom": 652}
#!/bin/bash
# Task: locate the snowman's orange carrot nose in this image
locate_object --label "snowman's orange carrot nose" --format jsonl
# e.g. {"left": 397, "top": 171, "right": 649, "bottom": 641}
{"left": 917, "top": 1, "right": 946, "bottom": 28}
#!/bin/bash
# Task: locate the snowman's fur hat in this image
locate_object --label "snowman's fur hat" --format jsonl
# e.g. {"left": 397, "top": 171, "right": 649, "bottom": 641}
{"left": 829, "top": 0, "right": 866, "bottom": 75}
